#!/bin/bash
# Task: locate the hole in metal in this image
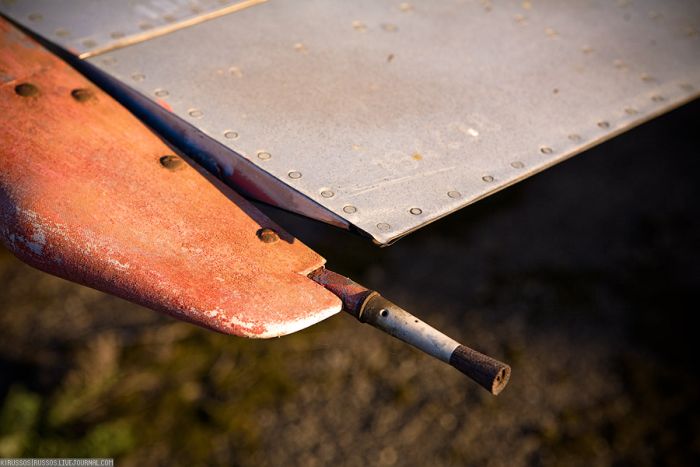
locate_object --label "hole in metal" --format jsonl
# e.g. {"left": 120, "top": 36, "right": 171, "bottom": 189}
{"left": 159, "top": 155, "right": 184, "bottom": 170}
{"left": 257, "top": 228, "right": 279, "bottom": 244}
{"left": 14, "top": 83, "right": 39, "bottom": 97}
{"left": 71, "top": 88, "right": 94, "bottom": 102}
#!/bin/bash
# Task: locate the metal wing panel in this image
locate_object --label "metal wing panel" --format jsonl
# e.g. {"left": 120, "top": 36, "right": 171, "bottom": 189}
{"left": 3, "top": 0, "right": 698, "bottom": 244}
{"left": 0, "top": 0, "right": 263, "bottom": 57}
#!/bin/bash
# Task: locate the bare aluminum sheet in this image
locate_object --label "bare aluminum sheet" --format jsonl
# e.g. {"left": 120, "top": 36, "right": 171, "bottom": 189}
{"left": 4, "top": 0, "right": 700, "bottom": 244}
{"left": 0, "top": 0, "right": 262, "bottom": 58}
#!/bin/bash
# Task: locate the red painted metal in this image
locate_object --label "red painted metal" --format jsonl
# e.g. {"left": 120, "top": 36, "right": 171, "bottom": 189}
{"left": 0, "top": 19, "right": 341, "bottom": 337}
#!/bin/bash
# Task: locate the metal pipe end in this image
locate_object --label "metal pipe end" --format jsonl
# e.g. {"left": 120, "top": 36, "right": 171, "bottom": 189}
{"left": 449, "top": 345, "right": 511, "bottom": 395}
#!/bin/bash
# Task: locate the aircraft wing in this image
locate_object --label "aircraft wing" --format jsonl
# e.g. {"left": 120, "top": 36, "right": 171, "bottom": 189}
{"left": 1, "top": 0, "right": 698, "bottom": 391}
{"left": 3, "top": 0, "right": 698, "bottom": 245}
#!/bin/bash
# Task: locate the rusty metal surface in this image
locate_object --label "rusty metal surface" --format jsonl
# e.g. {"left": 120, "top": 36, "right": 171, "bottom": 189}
{"left": 308, "top": 267, "right": 373, "bottom": 316}
{"left": 0, "top": 18, "right": 341, "bottom": 338}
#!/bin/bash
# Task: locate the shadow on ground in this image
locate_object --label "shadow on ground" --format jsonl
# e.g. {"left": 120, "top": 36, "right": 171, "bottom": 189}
{"left": 1, "top": 101, "right": 699, "bottom": 466}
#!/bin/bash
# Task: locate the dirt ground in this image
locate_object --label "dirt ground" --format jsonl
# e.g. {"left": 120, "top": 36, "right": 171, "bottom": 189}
{"left": 1, "top": 100, "right": 699, "bottom": 466}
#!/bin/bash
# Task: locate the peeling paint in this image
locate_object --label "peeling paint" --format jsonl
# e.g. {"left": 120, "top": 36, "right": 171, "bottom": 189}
{"left": 0, "top": 19, "right": 342, "bottom": 338}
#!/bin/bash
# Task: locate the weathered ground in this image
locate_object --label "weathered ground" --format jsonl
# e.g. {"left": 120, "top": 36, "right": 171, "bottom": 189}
{"left": 1, "top": 100, "right": 698, "bottom": 466}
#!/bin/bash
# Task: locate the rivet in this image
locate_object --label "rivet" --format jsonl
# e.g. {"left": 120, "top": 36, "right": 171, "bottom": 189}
{"left": 14, "top": 83, "right": 39, "bottom": 97}
{"left": 640, "top": 73, "right": 654, "bottom": 82}
{"left": 257, "top": 228, "right": 279, "bottom": 243}
{"left": 511, "top": 161, "right": 525, "bottom": 169}
{"left": 163, "top": 14, "right": 176, "bottom": 23}
{"left": 102, "top": 57, "right": 117, "bottom": 66}
{"left": 159, "top": 155, "right": 184, "bottom": 170}
{"left": 55, "top": 28, "right": 70, "bottom": 37}
{"left": 680, "top": 83, "right": 694, "bottom": 92}
{"left": 540, "top": 146, "right": 553, "bottom": 154}
{"left": 651, "top": 95, "right": 665, "bottom": 102}
{"left": 224, "top": 131, "right": 239, "bottom": 140}
{"left": 625, "top": 107, "right": 638, "bottom": 115}
{"left": 110, "top": 31, "right": 125, "bottom": 39}
{"left": 28, "top": 13, "right": 43, "bottom": 22}
{"left": 288, "top": 171, "right": 302, "bottom": 179}
{"left": 71, "top": 88, "right": 94, "bottom": 102}
{"left": 399, "top": 3, "right": 413, "bottom": 12}
{"left": 139, "top": 22, "right": 153, "bottom": 31}
{"left": 343, "top": 205, "right": 357, "bottom": 214}
{"left": 188, "top": 108, "right": 203, "bottom": 118}
{"left": 482, "top": 175, "right": 495, "bottom": 182}
{"left": 447, "top": 191, "right": 461, "bottom": 199}
{"left": 409, "top": 207, "right": 422, "bottom": 215}
{"left": 82, "top": 39, "right": 97, "bottom": 48}
{"left": 132, "top": 72, "right": 145, "bottom": 82}
{"left": 382, "top": 23, "right": 398, "bottom": 32}
{"left": 154, "top": 89, "right": 169, "bottom": 97}
{"left": 321, "top": 190, "right": 334, "bottom": 198}
{"left": 257, "top": 151, "right": 272, "bottom": 160}
{"left": 598, "top": 121, "right": 611, "bottom": 129}
{"left": 568, "top": 134, "right": 582, "bottom": 142}
{"left": 377, "top": 223, "right": 391, "bottom": 232}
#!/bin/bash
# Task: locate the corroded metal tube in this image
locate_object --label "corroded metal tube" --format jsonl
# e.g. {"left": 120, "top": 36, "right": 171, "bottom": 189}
{"left": 309, "top": 268, "right": 511, "bottom": 395}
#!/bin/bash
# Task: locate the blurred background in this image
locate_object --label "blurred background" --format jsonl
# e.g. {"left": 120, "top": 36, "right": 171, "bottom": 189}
{"left": 1, "top": 100, "right": 698, "bottom": 466}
